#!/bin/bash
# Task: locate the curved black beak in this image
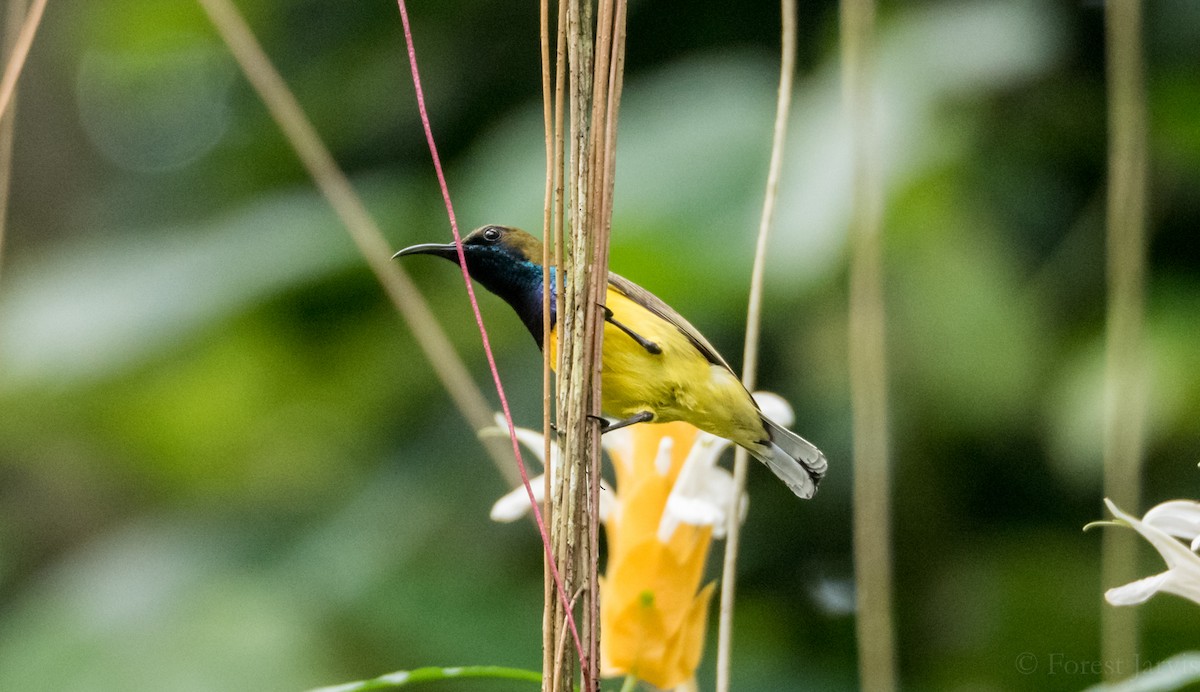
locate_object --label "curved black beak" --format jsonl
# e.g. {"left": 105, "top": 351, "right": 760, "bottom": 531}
{"left": 392, "top": 242, "right": 461, "bottom": 262}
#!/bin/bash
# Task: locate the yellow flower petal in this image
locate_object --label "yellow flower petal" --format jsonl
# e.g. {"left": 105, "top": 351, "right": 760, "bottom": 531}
{"left": 600, "top": 421, "right": 718, "bottom": 688}
{"left": 675, "top": 581, "right": 717, "bottom": 682}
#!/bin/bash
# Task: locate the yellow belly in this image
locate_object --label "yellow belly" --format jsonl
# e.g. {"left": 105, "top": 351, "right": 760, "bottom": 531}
{"left": 548, "top": 285, "right": 766, "bottom": 447}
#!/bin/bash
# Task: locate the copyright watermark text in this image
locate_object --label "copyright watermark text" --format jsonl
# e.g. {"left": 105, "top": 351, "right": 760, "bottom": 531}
{"left": 1014, "top": 652, "right": 1200, "bottom": 678}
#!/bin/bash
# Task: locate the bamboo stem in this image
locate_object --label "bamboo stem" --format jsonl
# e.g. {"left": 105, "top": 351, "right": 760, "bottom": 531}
{"left": 715, "top": 1, "right": 796, "bottom": 690}
{"left": 195, "top": 0, "right": 518, "bottom": 484}
{"left": 841, "top": 0, "right": 896, "bottom": 690}
{"left": 1101, "top": 0, "right": 1148, "bottom": 681}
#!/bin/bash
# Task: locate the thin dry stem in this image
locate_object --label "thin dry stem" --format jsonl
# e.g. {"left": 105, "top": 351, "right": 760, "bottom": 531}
{"left": 715, "top": 1, "right": 796, "bottom": 689}
{"left": 586, "top": 0, "right": 625, "bottom": 679}
{"left": 546, "top": 0, "right": 569, "bottom": 684}
{"left": 0, "top": 0, "right": 44, "bottom": 123}
{"left": 0, "top": 0, "right": 31, "bottom": 282}
{"left": 1101, "top": 0, "right": 1148, "bottom": 680}
{"left": 582, "top": 0, "right": 607, "bottom": 674}
{"left": 549, "top": 5, "right": 584, "bottom": 688}
{"left": 540, "top": 0, "right": 571, "bottom": 684}
{"left": 842, "top": 0, "right": 897, "bottom": 690}
{"left": 196, "top": 0, "right": 517, "bottom": 485}
{"left": 545, "top": 0, "right": 624, "bottom": 689}
{"left": 549, "top": 0, "right": 599, "bottom": 687}
{"left": 540, "top": 0, "right": 557, "bottom": 681}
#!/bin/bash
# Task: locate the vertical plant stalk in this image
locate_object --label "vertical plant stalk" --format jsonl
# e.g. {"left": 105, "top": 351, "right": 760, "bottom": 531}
{"left": 547, "top": 1, "right": 625, "bottom": 690}
{"left": 548, "top": 2, "right": 592, "bottom": 687}
{"left": 715, "top": 1, "right": 796, "bottom": 690}
{"left": 0, "top": 0, "right": 44, "bottom": 121}
{"left": 1101, "top": 0, "right": 1148, "bottom": 680}
{"left": 0, "top": 0, "right": 36, "bottom": 281}
{"left": 588, "top": 0, "right": 625, "bottom": 679}
{"left": 541, "top": 0, "right": 569, "bottom": 685}
{"left": 841, "top": 0, "right": 896, "bottom": 691}
{"left": 195, "top": 0, "right": 519, "bottom": 485}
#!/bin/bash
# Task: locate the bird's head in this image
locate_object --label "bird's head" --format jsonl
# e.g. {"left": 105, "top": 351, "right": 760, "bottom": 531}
{"left": 394, "top": 226, "right": 550, "bottom": 335}
{"left": 392, "top": 225, "right": 546, "bottom": 272}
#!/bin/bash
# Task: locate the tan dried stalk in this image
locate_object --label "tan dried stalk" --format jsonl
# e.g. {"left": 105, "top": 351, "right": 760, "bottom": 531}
{"left": 714, "top": 1, "right": 796, "bottom": 689}
{"left": 540, "top": 0, "right": 569, "bottom": 685}
{"left": 0, "top": 0, "right": 43, "bottom": 122}
{"left": 544, "top": 1, "right": 625, "bottom": 689}
{"left": 196, "top": 0, "right": 518, "bottom": 484}
{"left": 0, "top": 0, "right": 35, "bottom": 280}
{"left": 841, "top": 0, "right": 897, "bottom": 690}
{"left": 546, "top": 3, "right": 591, "bottom": 687}
{"left": 586, "top": 0, "right": 625, "bottom": 680}
{"left": 540, "top": 0, "right": 560, "bottom": 683}
{"left": 1100, "top": 0, "right": 1148, "bottom": 680}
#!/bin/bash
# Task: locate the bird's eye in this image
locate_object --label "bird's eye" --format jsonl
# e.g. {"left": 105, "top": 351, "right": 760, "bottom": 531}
{"left": 482, "top": 227, "right": 502, "bottom": 242}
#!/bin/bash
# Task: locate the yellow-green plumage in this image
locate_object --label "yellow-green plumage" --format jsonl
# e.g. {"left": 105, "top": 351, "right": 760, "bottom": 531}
{"left": 395, "top": 225, "right": 827, "bottom": 498}
{"left": 551, "top": 284, "right": 764, "bottom": 447}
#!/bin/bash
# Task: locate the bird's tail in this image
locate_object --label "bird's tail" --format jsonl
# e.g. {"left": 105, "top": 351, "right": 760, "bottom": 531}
{"left": 749, "top": 417, "right": 828, "bottom": 500}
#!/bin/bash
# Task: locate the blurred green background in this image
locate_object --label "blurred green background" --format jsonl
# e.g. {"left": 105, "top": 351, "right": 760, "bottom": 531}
{"left": 2, "top": 0, "right": 1200, "bottom": 690}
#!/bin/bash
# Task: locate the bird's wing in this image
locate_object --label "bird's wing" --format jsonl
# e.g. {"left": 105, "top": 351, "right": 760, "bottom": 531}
{"left": 607, "top": 272, "right": 735, "bottom": 372}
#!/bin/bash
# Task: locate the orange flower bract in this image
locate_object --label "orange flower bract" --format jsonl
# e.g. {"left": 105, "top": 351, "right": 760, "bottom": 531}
{"left": 490, "top": 395, "right": 797, "bottom": 688}
{"left": 600, "top": 421, "right": 716, "bottom": 690}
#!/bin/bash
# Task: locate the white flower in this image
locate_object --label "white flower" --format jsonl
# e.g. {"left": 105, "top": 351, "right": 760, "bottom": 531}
{"left": 1097, "top": 498, "right": 1200, "bottom": 607}
{"left": 1143, "top": 500, "right": 1200, "bottom": 551}
{"left": 660, "top": 421, "right": 744, "bottom": 541}
{"left": 658, "top": 392, "right": 790, "bottom": 539}
{"left": 487, "top": 393, "right": 798, "bottom": 690}
{"left": 485, "top": 391, "right": 792, "bottom": 536}
{"left": 483, "top": 414, "right": 614, "bottom": 523}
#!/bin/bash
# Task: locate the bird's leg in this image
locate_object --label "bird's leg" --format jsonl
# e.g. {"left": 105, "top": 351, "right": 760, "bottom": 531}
{"left": 602, "top": 306, "right": 662, "bottom": 355}
{"left": 589, "top": 410, "right": 654, "bottom": 434}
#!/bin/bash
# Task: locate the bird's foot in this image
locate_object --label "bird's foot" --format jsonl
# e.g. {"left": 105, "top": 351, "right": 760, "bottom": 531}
{"left": 602, "top": 305, "right": 662, "bottom": 355}
{"left": 591, "top": 410, "right": 653, "bottom": 434}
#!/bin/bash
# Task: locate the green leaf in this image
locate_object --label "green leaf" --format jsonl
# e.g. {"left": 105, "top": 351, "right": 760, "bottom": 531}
{"left": 310, "top": 665, "right": 541, "bottom": 691}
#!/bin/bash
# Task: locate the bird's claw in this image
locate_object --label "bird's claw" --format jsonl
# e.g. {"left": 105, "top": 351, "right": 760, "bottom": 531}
{"left": 594, "top": 410, "right": 653, "bottom": 434}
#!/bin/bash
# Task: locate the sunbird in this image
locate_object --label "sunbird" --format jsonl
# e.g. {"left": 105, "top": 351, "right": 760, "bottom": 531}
{"left": 395, "top": 225, "right": 828, "bottom": 498}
